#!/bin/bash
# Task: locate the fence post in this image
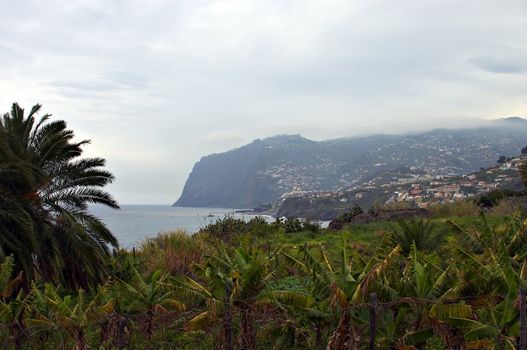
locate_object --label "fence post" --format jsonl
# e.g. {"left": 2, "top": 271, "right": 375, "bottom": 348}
{"left": 369, "top": 292, "right": 377, "bottom": 350}
{"left": 521, "top": 288, "right": 526, "bottom": 350}
{"left": 225, "top": 280, "right": 233, "bottom": 350}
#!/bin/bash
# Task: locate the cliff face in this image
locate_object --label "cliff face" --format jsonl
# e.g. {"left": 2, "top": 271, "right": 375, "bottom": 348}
{"left": 174, "top": 119, "right": 527, "bottom": 209}
{"left": 174, "top": 135, "right": 319, "bottom": 208}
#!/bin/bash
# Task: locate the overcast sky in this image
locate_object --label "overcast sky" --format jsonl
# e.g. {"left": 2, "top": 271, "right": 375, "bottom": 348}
{"left": 1, "top": 0, "right": 526, "bottom": 204}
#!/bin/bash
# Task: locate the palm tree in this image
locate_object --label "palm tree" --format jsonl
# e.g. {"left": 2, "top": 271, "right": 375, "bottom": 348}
{"left": 0, "top": 103, "right": 119, "bottom": 290}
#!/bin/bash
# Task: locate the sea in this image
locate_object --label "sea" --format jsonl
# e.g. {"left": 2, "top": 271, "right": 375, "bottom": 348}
{"left": 88, "top": 205, "right": 272, "bottom": 249}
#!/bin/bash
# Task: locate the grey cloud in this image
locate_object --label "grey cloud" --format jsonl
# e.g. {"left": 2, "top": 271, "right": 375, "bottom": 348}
{"left": 1, "top": 0, "right": 527, "bottom": 203}
{"left": 469, "top": 57, "right": 527, "bottom": 74}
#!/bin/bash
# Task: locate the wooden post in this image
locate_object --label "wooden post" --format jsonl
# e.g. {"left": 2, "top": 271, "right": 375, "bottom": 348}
{"left": 369, "top": 292, "right": 377, "bottom": 350}
{"left": 224, "top": 280, "right": 233, "bottom": 350}
{"left": 132, "top": 247, "right": 136, "bottom": 261}
{"left": 521, "top": 288, "right": 526, "bottom": 350}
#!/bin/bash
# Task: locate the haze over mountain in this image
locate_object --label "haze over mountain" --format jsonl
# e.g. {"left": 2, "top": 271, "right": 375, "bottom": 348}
{"left": 174, "top": 118, "right": 527, "bottom": 208}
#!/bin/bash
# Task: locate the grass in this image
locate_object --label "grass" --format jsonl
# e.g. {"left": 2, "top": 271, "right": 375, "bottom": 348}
{"left": 139, "top": 229, "right": 212, "bottom": 276}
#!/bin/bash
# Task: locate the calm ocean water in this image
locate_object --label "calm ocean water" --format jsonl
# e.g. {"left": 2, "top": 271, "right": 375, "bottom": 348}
{"left": 89, "top": 205, "right": 271, "bottom": 249}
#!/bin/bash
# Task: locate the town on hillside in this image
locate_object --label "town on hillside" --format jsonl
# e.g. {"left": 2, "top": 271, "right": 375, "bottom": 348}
{"left": 274, "top": 155, "right": 526, "bottom": 219}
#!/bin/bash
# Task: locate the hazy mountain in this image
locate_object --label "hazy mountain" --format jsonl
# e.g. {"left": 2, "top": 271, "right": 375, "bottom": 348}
{"left": 174, "top": 118, "right": 527, "bottom": 208}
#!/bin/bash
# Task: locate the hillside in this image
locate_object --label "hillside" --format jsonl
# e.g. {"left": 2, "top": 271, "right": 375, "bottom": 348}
{"left": 277, "top": 155, "right": 525, "bottom": 220}
{"left": 174, "top": 118, "right": 527, "bottom": 208}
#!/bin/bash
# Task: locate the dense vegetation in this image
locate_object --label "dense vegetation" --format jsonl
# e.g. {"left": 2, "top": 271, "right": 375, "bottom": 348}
{"left": 3, "top": 104, "right": 527, "bottom": 349}
{"left": 2, "top": 210, "right": 527, "bottom": 348}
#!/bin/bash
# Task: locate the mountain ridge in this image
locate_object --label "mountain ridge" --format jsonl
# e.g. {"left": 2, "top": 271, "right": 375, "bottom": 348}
{"left": 174, "top": 118, "right": 527, "bottom": 208}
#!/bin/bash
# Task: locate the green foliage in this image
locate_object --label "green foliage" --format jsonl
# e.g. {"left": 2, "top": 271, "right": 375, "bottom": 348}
{"left": 198, "top": 215, "right": 275, "bottom": 243}
{"left": 476, "top": 189, "right": 525, "bottom": 208}
{"left": 283, "top": 217, "right": 303, "bottom": 233}
{"left": 0, "top": 103, "right": 119, "bottom": 291}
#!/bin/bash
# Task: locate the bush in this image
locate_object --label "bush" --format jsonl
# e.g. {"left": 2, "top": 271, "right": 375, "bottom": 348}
{"left": 488, "top": 198, "right": 524, "bottom": 216}
{"left": 284, "top": 218, "right": 303, "bottom": 233}
{"left": 247, "top": 216, "right": 276, "bottom": 236}
{"left": 335, "top": 205, "right": 364, "bottom": 223}
{"left": 302, "top": 219, "right": 321, "bottom": 233}
{"left": 476, "top": 189, "right": 524, "bottom": 208}
{"left": 198, "top": 215, "right": 276, "bottom": 243}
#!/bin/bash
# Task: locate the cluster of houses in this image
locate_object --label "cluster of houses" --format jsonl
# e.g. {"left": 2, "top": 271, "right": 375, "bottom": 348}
{"left": 388, "top": 157, "right": 523, "bottom": 208}
{"left": 270, "top": 154, "right": 526, "bottom": 218}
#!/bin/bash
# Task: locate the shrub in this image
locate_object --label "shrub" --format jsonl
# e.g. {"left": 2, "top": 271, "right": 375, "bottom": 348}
{"left": 198, "top": 215, "right": 276, "bottom": 243}
{"left": 476, "top": 189, "right": 524, "bottom": 208}
{"left": 284, "top": 218, "right": 303, "bottom": 233}
{"left": 302, "top": 220, "right": 321, "bottom": 233}
{"left": 335, "top": 205, "right": 364, "bottom": 223}
{"left": 247, "top": 216, "right": 276, "bottom": 236}
{"left": 488, "top": 198, "right": 524, "bottom": 216}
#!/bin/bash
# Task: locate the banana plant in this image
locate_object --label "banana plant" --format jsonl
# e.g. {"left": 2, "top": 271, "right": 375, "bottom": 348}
{"left": 282, "top": 236, "right": 401, "bottom": 349}
{"left": 114, "top": 261, "right": 185, "bottom": 338}
{"left": 0, "top": 255, "right": 26, "bottom": 350}
{"left": 26, "top": 282, "right": 110, "bottom": 350}
{"left": 258, "top": 275, "right": 330, "bottom": 349}
{"left": 387, "top": 244, "right": 468, "bottom": 348}
{"left": 446, "top": 215, "right": 527, "bottom": 348}
{"left": 447, "top": 240, "right": 523, "bottom": 348}
{"left": 178, "top": 245, "right": 278, "bottom": 350}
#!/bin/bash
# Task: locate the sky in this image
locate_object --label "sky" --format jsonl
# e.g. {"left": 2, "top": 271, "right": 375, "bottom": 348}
{"left": 1, "top": 0, "right": 527, "bottom": 204}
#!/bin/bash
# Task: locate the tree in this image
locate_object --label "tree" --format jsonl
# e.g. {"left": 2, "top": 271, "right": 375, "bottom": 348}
{"left": 497, "top": 155, "right": 507, "bottom": 164}
{"left": 521, "top": 146, "right": 527, "bottom": 155}
{"left": 0, "top": 103, "right": 119, "bottom": 290}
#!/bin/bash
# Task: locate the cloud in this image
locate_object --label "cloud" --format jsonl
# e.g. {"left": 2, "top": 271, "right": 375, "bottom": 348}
{"left": 1, "top": 0, "right": 527, "bottom": 203}
{"left": 199, "top": 131, "right": 246, "bottom": 147}
{"left": 469, "top": 55, "right": 527, "bottom": 74}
